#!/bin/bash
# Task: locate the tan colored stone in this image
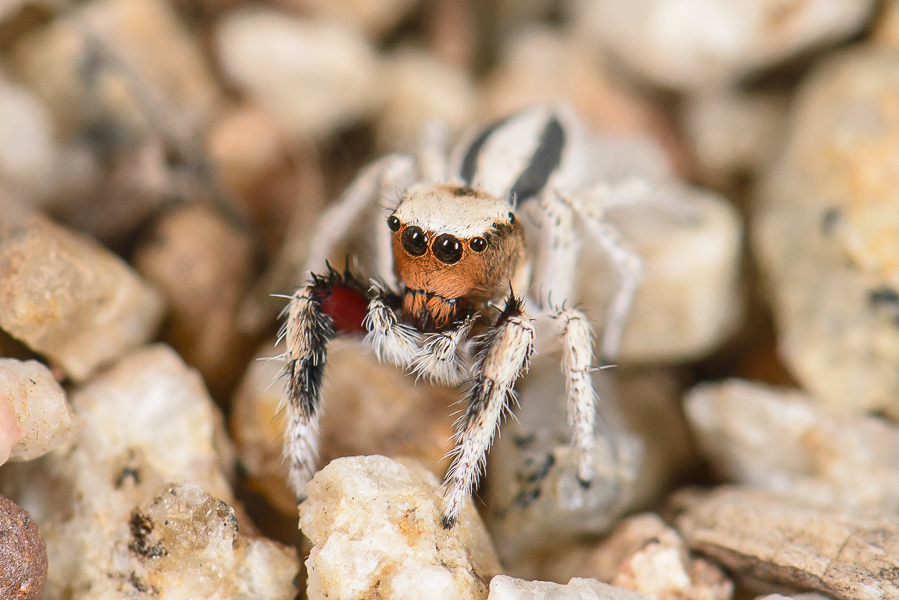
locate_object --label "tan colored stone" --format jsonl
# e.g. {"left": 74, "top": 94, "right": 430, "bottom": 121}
{"left": 674, "top": 487, "right": 899, "bottom": 600}
{"left": 0, "top": 214, "right": 165, "bottom": 381}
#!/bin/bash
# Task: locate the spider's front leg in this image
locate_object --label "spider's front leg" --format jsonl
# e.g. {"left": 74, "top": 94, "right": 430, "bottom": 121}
{"left": 442, "top": 293, "right": 534, "bottom": 528}
{"left": 281, "top": 266, "right": 368, "bottom": 500}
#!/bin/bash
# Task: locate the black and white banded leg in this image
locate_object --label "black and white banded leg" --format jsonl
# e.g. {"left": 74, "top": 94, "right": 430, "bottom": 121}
{"left": 280, "top": 285, "right": 334, "bottom": 500}
{"left": 441, "top": 294, "right": 535, "bottom": 528}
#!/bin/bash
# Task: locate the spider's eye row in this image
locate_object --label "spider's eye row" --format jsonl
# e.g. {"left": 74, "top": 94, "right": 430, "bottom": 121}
{"left": 387, "top": 215, "right": 401, "bottom": 231}
{"left": 433, "top": 234, "right": 463, "bottom": 264}
{"left": 469, "top": 237, "right": 487, "bottom": 253}
{"left": 402, "top": 226, "right": 428, "bottom": 256}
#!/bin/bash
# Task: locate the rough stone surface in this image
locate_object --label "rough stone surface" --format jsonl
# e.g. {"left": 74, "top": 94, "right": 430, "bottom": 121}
{"left": 0, "top": 345, "right": 289, "bottom": 599}
{"left": 230, "top": 337, "right": 458, "bottom": 517}
{"left": 0, "top": 358, "right": 72, "bottom": 463}
{"left": 133, "top": 204, "right": 254, "bottom": 396}
{"left": 0, "top": 494, "right": 46, "bottom": 600}
{"left": 299, "top": 455, "right": 502, "bottom": 600}
{"left": 753, "top": 47, "right": 899, "bottom": 416}
{"left": 216, "top": 8, "right": 385, "bottom": 140}
{"left": 0, "top": 214, "right": 165, "bottom": 381}
{"left": 123, "top": 482, "right": 298, "bottom": 600}
{"left": 673, "top": 487, "right": 899, "bottom": 600}
{"left": 580, "top": 513, "right": 733, "bottom": 600}
{"left": 489, "top": 575, "right": 652, "bottom": 600}
{"left": 486, "top": 354, "right": 643, "bottom": 567}
{"left": 570, "top": 0, "right": 878, "bottom": 90}
{"left": 685, "top": 379, "right": 899, "bottom": 512}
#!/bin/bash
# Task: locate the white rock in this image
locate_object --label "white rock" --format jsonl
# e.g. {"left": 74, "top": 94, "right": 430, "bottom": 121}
{"left": 571, "top": 173, "right": 744, "bottom": 364}
{"left": 0, "top": 82, "right": 58, "bottom": 200}
{"left": 685, "top": 379, "right": 899, "bottom": 512}
{"left": 299, "top": 455, "right": 502, "bottom": 600}
{"left": 216, "top": 8, "right": 385, "bottom": 140}
{"left": 0, "top": 214, "right": 165, "bottom": 381}
{"left": 0, "top": 345, "right": 286, "bottom": 600}
{"left": 753, "top": 47, "right": 899, "bottom": 415}
{"left": 0, "top": 358, "right": 71, "bottom": 463}
{"left": 570, "top": 0, "right": 877, "bottom": 90}
{"left": 490, "top": 575, "right": 651, "bottom": 600}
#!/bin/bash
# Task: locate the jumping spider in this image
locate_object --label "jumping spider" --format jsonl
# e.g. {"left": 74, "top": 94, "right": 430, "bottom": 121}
{"left": 280, "top": 105, "right": 649, "bottom": 528}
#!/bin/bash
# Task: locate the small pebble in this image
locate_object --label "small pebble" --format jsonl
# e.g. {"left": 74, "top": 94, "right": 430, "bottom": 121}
{"left": 0, "top": 214, "right": 165, "bottom": 381}
{"left": 0, "top": 494, "right": 46, "bottom": 600}
{"left": 0, "top": 358, "right": 72, "bottom": 463}
{"left": 571, "top": 0, "right": 878, "bottom": 90}
{"left": 216, "top": 7, "right": 385, "bottom": 140}
{"left": 489, "top": 575, "right": 651, "bottom": 600}
{"left": 300, "top": 455, "right": 502, "bottom": 600}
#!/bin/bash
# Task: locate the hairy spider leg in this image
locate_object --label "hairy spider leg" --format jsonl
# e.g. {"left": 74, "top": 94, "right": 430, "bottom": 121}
{"left": 442, "top": 293, "right": 534, "bottom": 528}
{"left": 280, "top": 266, "right": 369, "bottom": 500}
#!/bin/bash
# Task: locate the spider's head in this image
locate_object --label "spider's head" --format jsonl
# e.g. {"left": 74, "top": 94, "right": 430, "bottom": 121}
{"left": 389, "top": 183, "right": 525, "bottom": 331}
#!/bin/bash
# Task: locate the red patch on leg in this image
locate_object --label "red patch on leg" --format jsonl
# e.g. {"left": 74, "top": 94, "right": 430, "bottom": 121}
{"left": 317, "top": 284, "right": 368, "bottom": 335}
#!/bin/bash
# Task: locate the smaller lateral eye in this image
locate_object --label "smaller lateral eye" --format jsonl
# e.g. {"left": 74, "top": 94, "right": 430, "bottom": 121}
{"left": 470, "top": 237, "right": 487, "bottom": 253}
{"left": 387, "top": 215, "right": 401, "bottom": 231}
{"left": 508, "top": 212, "right": 516, "bottom": 224}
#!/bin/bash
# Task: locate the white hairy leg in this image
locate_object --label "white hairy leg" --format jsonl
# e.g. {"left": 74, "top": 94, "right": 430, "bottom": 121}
{"left": 413, "top": 315, "right": 475, "bottom": 386}
{"left": 363, "top": 281, "right": 422, "bottom": 369}
{"left": 553, "top": 306, "right": 598, "bottom": 484}
{"left": 279, "top": 285, "right": 331, "bottom": 499}
{"left": 442, "top": 296, "right": 534, "bottom": 527}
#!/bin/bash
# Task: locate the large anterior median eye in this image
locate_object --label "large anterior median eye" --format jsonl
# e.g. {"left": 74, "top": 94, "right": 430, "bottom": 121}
{"left": 433, "top": 233, "right": 463, "bottom": 264}
{"left": 401, "top": 226, "right": 428, "bottom": 256}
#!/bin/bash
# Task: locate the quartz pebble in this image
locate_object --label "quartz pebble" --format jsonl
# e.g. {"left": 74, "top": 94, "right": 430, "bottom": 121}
{"left": 753, "top": 47, "right": 899, "bottom": 416}
{"left": 0, "top": 358, "right": 71, "bottom": 463}
{"left": 125, "top": 482, "right": 298, "bottom": 600}
{"left": 10, "top": 0, "right": 221, "bottom": 143}
{"left": 133, "top": 205, "right": 254, "bottom": 396}
{"left": 300, "top": 455, "right": 502, "bottom": 600}
{"left": 489, "top": 575, "right": 651, "bottom": 600}
{"left": 0, "top": 345, "right": 293, "bottom": 599}
{"left": 579, "top": 513, "right": 733, "bottom": 600}
{"left": 685, "top": 379, "right": 899, "bottom": 512}
{"left": 0, "top": 494, "right": 46, "bottom": 600}
{"left": 0, "top": 214, "right": 165, "bottom": 381}
{"left": 486, "top": 355, "right": 643, "bottom": 567}
{"left": 216, "top": 8, "right": 385, "bottom": 140}
{"left": 673, "top": 487, "right": 899, "bottom": 600}
{"left": 230, "top": 337, "right": 458, "bottom": 517}
{"left": 570, "top": 0, "right": 878, "bottom": 90}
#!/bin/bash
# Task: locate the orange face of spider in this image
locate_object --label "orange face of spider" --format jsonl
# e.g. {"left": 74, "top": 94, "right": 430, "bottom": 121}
{"left": 389, "top": 184, "right": 525, "bottom": 332}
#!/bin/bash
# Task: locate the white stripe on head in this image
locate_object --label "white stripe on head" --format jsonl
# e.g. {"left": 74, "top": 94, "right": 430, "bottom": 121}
{"left": 393, "top": 183, "right": 514, "bottom": 239}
